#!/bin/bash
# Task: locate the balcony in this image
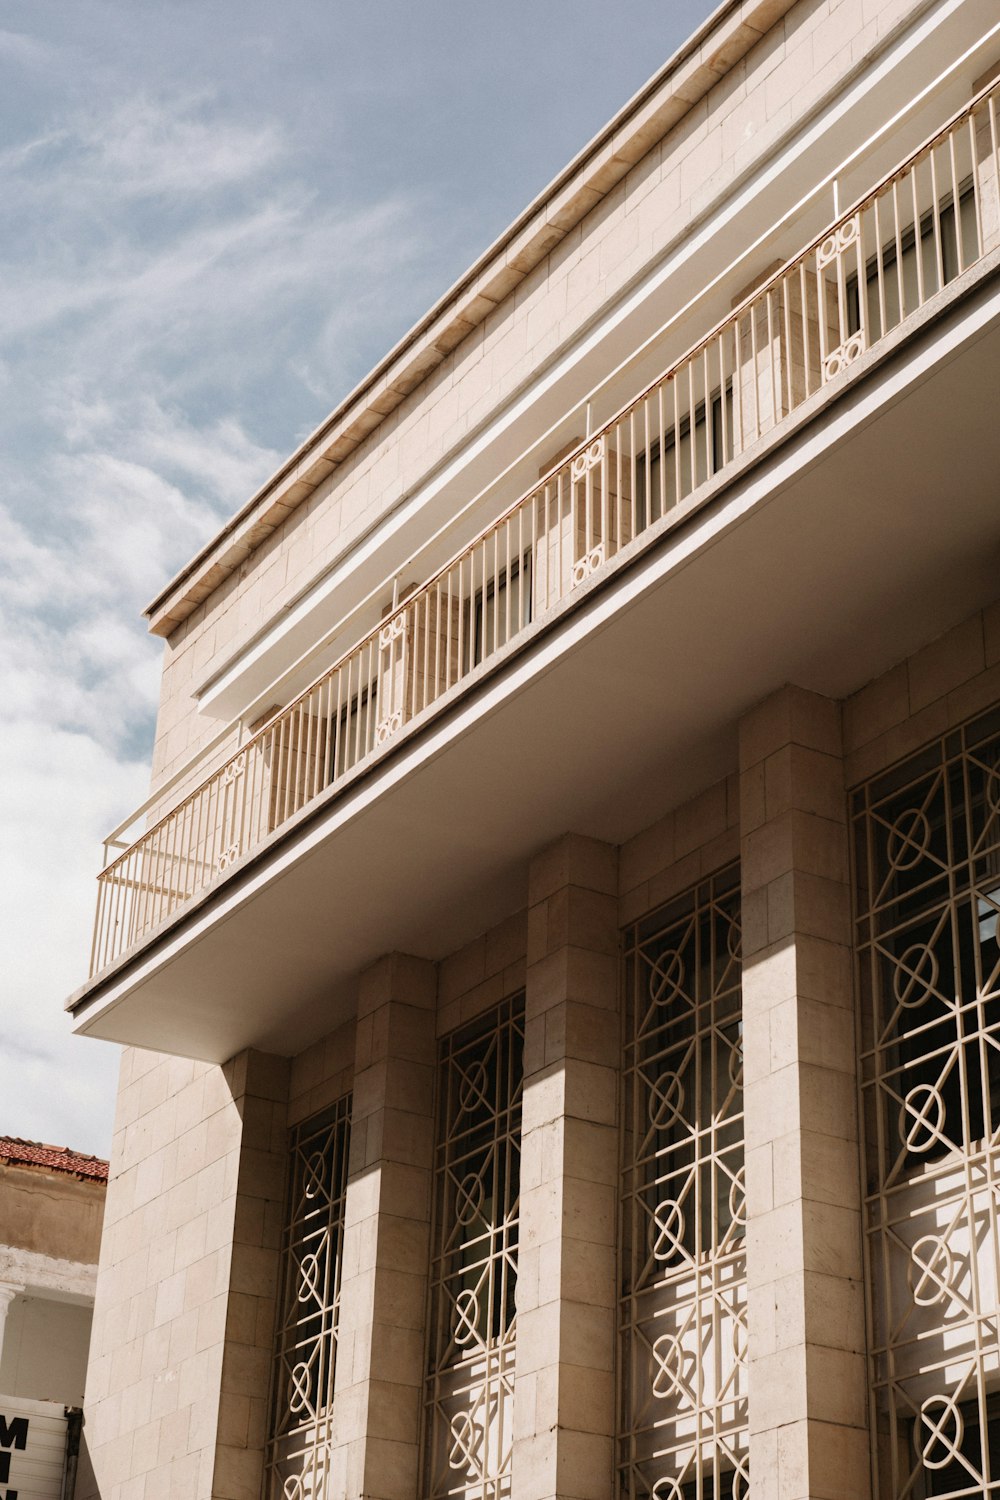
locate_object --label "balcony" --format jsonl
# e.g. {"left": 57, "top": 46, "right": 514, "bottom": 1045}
{"left": 69, "top": 71, "right": 1000, "bottom": 1059}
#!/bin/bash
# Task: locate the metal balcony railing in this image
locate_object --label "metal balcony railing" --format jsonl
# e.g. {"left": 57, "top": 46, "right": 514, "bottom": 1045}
{"left": 90, "top": 74, "right": 1000, "bottom": 977}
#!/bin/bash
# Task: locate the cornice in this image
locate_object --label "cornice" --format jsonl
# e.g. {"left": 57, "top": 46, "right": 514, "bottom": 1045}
{"left": 145, "top": 0, "right": 795, "bottom": 638}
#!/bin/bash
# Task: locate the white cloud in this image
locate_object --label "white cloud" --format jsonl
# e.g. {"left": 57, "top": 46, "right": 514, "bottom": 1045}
{"left": 79, "top": 93, "right": 286, "bottom": 198}
{"left": 0, "top": 29, "right": 48, "bottom": 67}
{"left": 0, "top": 71, "right": 433, "bottom": 1160}
{"left": 0, "top": 719, "right": 147, "bottom": 1156}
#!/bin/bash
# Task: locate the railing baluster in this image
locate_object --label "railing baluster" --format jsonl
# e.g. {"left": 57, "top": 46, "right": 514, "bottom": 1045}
{"left": 749, "top": 297, "right": 760, "bottom": 443}
{"left": 798, "top": 261, "right": 811, "bottom": 398}
{"left": 930, "top": 144, "right": 945, "bottom": 294}
{"left": 766, "top": 289, "right": 778, "bottom": 432}
{"left": 719, "top": 330, "right": 730, "bottom": 465}
{"left": 949, "top": 127, "right": 965, "bottom": 273}
{"left": 855, "top": 206, "right": 868, "bottom": 352}
{"left": 911, "top": 162, "right": 926, "bottom": 308}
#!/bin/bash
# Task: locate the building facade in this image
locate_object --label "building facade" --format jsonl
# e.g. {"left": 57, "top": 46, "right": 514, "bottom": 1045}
{"left": 0, "top": 1137, "right": 108, "bottom": 1496}
{"left": 68, "top": 0, "right": 1000, "bottom": 1496}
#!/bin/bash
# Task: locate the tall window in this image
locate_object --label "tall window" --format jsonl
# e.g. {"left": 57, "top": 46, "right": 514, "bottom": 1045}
{"left": 266, "top": 1097, "right": 352, "bottom": 1500}
{"left": 853, "top": 706, "right": 1000, "bottom": 1499}
{"left": 423, "top": 995, "right": 524, "bottom": 1500}
{"left": 620, "top": 865, "right": 747, "bottom": 1500}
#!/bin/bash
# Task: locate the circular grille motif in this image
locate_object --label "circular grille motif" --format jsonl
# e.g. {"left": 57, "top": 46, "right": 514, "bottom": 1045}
{"left": 454, "top": 1288, "right": 479, "bottom": 1346}
{"left": 449, "top": 1410, "right": 482, "bottom": 1472}
{"left": 651, "top": 1334, "right": 685, "bottom": 1399}
{"left": 297, "top": 1251, "right": 322, "bottom": 1304}
{"left": 455, "top": 1171, "right": 485, "bottom": 1225}
{"left": 650, "top": 1199, "right": 686, "bottom": 1262}
{"left": 288, "top": 1360, "right": 312, "bottom": 1414}
{"left": 985, "top": 767, "right": 1000, "bottom": 815}
{"left": 728, "top": 1166, "right": 747, "bottom": 1228}
{"left": 908, "top": 1235, "right": 956, "bottom": 1307}
{"left": 458, "top": 1059, "right": 490, "bottom": 1115}
{"left": 899, "top": 1082, "right": 946, "bottom": 1153}
{"left": 648, "top": 1071, "right": 685, "bottom": 1129}
{"left": 728, "top": 1035, "right": 744, "bottom": 1089}
{"left": 917, "top": 1394, "right": 964, "bottom": 1470}
{"left": 892, "top": 943, "right": 940, "bottom": 1009}
{"left": 651, "top": 1480, "right": 684, "bottom": 1500}
{"left": 732, "top": 1310, "right": 748, "bottom": 1367}
{"left": 303, "top": 1149, "right": 326, "bottom": 1199}
{"left": 649, "top": 949, "right": 686, "bottom": 1008}
{"left": 887, "top": 808, "right": 931, "bottom": 871}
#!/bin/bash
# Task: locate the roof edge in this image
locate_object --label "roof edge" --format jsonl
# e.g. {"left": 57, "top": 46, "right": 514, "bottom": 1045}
{"left": 145, "top": 0, "right": 794, "bottom": 639}
{"left": 0, "top": 1138, "right": 109, "bottom": 1183}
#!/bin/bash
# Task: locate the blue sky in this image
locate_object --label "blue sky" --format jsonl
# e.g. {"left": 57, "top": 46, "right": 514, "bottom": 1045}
{"left": 0, "top": 0, "right": 718, "bottom": 1156}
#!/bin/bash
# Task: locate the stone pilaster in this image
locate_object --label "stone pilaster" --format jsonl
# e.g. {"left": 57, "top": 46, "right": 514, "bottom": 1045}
{"left": 739, "top": 686, "right": 870, "bottom": 1500}
{"left": 332, "top": 953, "right": 437, "bottom": 1500}
{"left": 211, "top": 1049, "right": 291, "bottom": 1500}
{"left": 513, "top": 835, "right": 620, "bottom": 1500}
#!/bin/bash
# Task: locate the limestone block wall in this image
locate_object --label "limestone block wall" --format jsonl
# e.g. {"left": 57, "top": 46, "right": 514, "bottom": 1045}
{"left": 514, "top": 835, "right": 619, "bottom": 1500}
{"left": 843, "top": 599, "right": 1000, "bottom": 788}
{"left": 145, "top": 0, "right": 934, "bottom": 803}
{"left": 437, "top": 908, "right": 528, "bottom": 1040}
{"left": 78, "top": 1046, "right": 290, "bottom": 1500}
{"left": 618, "top": 771, "right": 740, "bottom": 926}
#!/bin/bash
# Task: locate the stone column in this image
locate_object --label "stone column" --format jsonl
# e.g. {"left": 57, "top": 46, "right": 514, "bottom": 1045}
{"left": 332, "top": 953, "right": 437, "bottom": 1500}
{"left": 513, "top": 834, "right": 620, "bottom": 1500}
{"left": 738, "top": 686, "right": 870, "bottom": 1499}
{"left": 211, "top": 1049, "right": 291, "bottom": 1500}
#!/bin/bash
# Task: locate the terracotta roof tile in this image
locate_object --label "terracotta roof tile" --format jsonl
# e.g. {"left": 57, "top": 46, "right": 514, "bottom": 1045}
{"left": 0, "top": 1137, "right": 109, "bottom": 1182}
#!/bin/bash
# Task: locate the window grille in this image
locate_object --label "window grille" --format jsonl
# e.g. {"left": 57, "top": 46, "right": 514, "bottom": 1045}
{"left": 266, "top": 1096, "right": 352, "bottom": 1500}
{"left": 620, "top": 864, "right": 747, "bottom": 1500}
{"left": 423, "top": 994, "right": 524, "bottom": 1500}
{"left": 853, "top": 705, "right": 1000, "bottom": 1498}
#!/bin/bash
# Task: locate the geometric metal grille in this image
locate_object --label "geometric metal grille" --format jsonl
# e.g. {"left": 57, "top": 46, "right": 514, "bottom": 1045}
{"left": 265, "top": 1096, "right": 352, "bottom": 1500}
{"left": 620, "top": 864, "right": 747, "bottom": 1500}
{"left": 424, "top": 994, "right": 524, "bottom": 1500}
{"left": 853, "top": 706, "right": 1000, "bottom": 1499}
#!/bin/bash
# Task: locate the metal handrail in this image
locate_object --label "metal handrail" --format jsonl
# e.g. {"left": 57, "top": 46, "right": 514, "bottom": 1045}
{"left": 89, "top": 73, "right": 1000, "bottom": 977}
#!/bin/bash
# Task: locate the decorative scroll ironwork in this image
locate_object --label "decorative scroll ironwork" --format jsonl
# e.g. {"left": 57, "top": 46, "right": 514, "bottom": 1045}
{"left": 853, "top": 705, "right": 1000, "bottom": 1499}
{"left": 424, "top": 994, "right": 524, "bottom": 1500}
{"left": 266, "top": 1096, "right": 352, "bottom": 1500}
{"left": 620, "top": 864, "right": 747, "bottom": 1500}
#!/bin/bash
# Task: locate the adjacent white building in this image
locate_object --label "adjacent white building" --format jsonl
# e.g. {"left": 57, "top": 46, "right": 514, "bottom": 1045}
{"left": 0, "top": 1137, "right": 107, "bottom": 1497}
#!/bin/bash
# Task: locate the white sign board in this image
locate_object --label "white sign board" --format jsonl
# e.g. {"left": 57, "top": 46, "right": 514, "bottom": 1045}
{"left": 0, "top": 1396, "right": 66, "bottom": 1500}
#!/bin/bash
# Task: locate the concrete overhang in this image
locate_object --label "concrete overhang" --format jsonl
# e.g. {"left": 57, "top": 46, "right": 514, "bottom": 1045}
{"left": 69, "top": 258, "right": 1000, "bottom": 1065}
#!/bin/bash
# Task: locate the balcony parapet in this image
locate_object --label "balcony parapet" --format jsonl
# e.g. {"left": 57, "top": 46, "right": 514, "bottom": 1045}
{"left": 89, "top": 73, "right": 1000, "bottom": 979}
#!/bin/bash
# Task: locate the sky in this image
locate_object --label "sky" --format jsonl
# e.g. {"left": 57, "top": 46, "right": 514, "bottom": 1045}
{"left": 0, "top": 0, "right": 719, "bottom": 1158}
